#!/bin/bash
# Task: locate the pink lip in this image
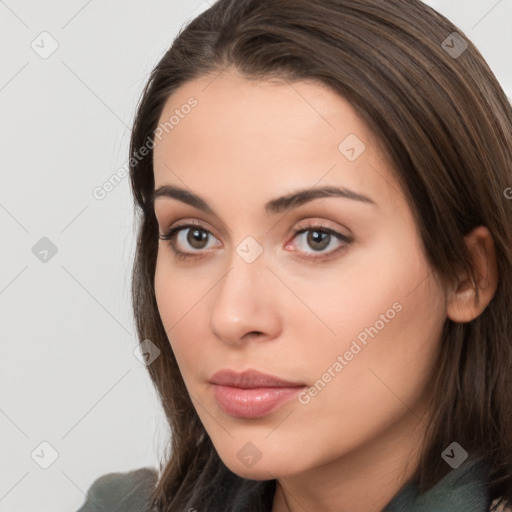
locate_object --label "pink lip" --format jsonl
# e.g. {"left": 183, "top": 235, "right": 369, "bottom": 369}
{"left": 209, "top": 369, "right": 306, "bottom": 419}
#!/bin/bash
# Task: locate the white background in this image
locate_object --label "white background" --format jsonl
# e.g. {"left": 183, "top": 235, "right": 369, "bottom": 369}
{"left": 1, "top": 1, "right": 511, "bottom": 510}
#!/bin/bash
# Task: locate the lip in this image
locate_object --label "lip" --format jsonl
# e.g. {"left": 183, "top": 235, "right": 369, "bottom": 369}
{"left": 210, "top": 368, "right": 304, "bottom": 388}
{"left": 209, "top": 369, "right": 306, "bottom": 419}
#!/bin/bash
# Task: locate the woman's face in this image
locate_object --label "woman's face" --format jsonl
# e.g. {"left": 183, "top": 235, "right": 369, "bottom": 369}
{"left": 152, "top": 68, "right": 448, "bottom": 480}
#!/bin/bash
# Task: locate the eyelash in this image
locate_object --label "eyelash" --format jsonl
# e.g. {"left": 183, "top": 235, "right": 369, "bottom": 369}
{"left": 159, "top": 223, "right": 353, "bottom": 261}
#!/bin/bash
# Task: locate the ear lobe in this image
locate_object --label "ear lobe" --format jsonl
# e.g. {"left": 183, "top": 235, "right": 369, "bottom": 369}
{"left": 446, "top": 226, "right": 498, "bottom": 323}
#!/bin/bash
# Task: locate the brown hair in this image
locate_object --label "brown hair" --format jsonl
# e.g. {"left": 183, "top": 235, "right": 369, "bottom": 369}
{"left": 129, "top": 0, "right": 512, "bottom": 510}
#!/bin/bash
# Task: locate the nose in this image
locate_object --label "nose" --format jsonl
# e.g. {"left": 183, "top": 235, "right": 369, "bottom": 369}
{"left": 209, "top": 248, "right": 282, "bottom": 346}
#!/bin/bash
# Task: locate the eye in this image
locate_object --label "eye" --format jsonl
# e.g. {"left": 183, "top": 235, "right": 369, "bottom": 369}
{"left": 159, "top": 222, "right": 352, "bottom": 261}
{"left": 286, "top": 225, "right": 352, "bottom": 259}
{"left": 159, "top": 223, "right": 221, "bottom": 259}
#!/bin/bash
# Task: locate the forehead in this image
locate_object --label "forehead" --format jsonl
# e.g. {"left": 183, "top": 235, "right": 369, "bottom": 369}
{"left": 152, "top": 68, "right": 399, "bottom": 212}
{"left": 154, "top": 69, "right": 370, "bottom": 152}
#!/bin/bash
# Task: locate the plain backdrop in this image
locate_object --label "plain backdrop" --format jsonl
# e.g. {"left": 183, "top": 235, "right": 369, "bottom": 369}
{"left": 1, "top": 1, "right": 511, "bottom": 510}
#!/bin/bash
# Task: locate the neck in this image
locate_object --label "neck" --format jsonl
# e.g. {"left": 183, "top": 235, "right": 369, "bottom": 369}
{"left": 271, "top": 410, "right": 428, "bottom": 512}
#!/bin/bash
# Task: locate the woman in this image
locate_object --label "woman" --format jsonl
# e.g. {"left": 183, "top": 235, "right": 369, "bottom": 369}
{"left": 77, "top": 0, "right": 512, "bottom": 510}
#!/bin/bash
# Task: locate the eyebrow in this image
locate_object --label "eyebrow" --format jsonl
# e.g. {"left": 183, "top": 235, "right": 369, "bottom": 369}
{"left": 152, "top": 184, "right": 377, "bottom": 215}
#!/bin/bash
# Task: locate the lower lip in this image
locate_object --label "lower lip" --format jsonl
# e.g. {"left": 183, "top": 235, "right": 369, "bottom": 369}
{"left": 211, "top": 384, "right": 305, "bottom": 419}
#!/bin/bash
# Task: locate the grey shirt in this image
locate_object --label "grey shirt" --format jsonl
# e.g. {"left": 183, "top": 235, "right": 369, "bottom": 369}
{"left": 76, "top": 458, "right": 504, "bottom": 511}
{"left": 76, "top": 467, "right": 158, "bottom": 512}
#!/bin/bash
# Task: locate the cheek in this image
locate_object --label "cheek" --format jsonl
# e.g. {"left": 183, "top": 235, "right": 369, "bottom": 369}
{"left": 154, "top": 248, "right": 215, "bottom": 323}
{"left": 283, "top": 230, "right": 435, "bottom": 356}
{"left": 153, "top": 252, "right": 207, "bottom": 371}
{"left": 293, "top": 236, "right": 446, "bottom": 432}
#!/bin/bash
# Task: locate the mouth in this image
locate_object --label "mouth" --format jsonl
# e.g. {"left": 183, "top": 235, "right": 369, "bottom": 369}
{"left": 209, "top": 369, "right": 307, "bottom": 419}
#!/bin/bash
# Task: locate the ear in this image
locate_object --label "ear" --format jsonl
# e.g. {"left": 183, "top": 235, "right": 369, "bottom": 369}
{"left": 446, "top": 225, "right": 498, "bottom": 323}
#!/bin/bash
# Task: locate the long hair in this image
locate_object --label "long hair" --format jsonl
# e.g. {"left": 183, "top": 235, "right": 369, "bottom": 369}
{"left": 128, "top": 1, "right": 512, "bottom": 510}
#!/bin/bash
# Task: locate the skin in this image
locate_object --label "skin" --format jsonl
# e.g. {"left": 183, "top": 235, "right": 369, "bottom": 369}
{"left": 152, "top": 67, "right": 498, "bottom": 512}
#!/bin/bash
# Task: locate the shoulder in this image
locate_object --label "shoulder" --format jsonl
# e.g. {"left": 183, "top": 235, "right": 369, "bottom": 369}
{"left": 76, "top": 466, "right": 159, "bottom": 512}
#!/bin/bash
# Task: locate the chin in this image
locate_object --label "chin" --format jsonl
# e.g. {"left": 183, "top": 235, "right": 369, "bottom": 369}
{"left": 220, "top": 453, "right": 301, "bottom": 481}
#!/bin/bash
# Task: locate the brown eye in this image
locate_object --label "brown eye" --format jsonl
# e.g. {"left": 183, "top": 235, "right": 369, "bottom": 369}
{"left": 306, "top": 230, "right": 331, "bottom": 251}
{"left": 187, "top": 228, "right": 209, "bottom": 249}
{"left": 159, "top": 223, "right": 221, "bottom": 258}
{"left": 287, "top": 225, "right": 352, "bottom": 260}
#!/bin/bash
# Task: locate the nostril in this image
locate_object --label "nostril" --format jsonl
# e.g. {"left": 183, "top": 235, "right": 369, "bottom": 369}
{"left": 244, "top": 331, "right": 264, "bottom": 339}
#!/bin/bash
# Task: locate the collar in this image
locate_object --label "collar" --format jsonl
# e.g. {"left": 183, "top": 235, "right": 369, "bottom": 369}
{"left": 383, "top": 458, "right": 491, "bottom": 512}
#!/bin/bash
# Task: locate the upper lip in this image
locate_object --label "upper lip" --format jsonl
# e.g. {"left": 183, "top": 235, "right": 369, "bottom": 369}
{"left": 209, "top": 369, "right": 305, "bottom": 389}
